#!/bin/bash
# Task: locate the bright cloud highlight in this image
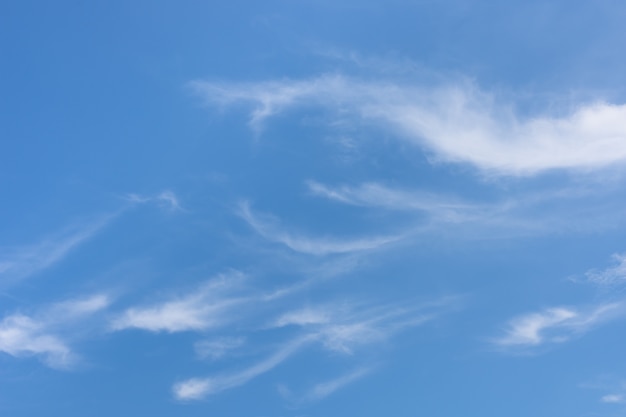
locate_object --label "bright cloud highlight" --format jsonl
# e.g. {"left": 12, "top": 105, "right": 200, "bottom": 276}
{"left": 111, "top": 272, "right": 246, "bottom": 333}
{"left": 0, "top": 293, "right": 111, "bottom": 368}
{"left": 191, "top": 75, "right": 626, "bottom": 176}
{"left": 494, "top": 303, "right": 623, "bottom": 349}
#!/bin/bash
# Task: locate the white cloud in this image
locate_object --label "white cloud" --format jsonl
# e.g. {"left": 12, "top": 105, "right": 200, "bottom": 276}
{"left": 304, "top": 367, "right": 371, "bottom": 401}
{"left": 307, "top": 180, "right": 489, "bottom": 223}
{"left": 125, "top": 190, "right": 183, "bottom": 211}
{"left": 172, "top": 378, "right": 212, "bottom": 401}
{"left": 194, "top": 337, "right": 245, "bottom": 360}
{"left": 111, "top": 272, "right": 247, "bottom": 333}
{"left": 272, "top": 304, "right": 388, "bottom": 353}
{"left": 308, "top": 179, "right": 626, "bottom": 239}
{"left": 0, "top": 293, "right": 111, "bottom": 368}
{"left": 273, "top": 298, "right": 452, "bottom": 354}
{"left": 273, "top": 307, "right": 333, "bottom": 327}
{"left": 315, "top": 308, "right": 436, "bottom": 354}
{"left": 0, "top": 216, "right": 114, "bottom": 285}
{"left": 0, "top": 314, "right": 72, "bottom": 368}
{"left": 586, "top": 253, "right": 626, "bottom": 285}
{"left": 319, "top": 321, "right": 385, "bottom": 354}
{"left": 51, "top": 294, "right": 111, "bottom": 318}
{"left": 601, "top": 394, "right": 625, "bottom": 403}
{"left": 173, "top": 296, "right": 458, "bottom": 400}
{"left": 156, "top": 191, "right": 183, "bottom": 211}
{"left": 191, "top": 75, "right": 626, "bottom": 176}
{"left": 174, "top": 336, "right": 313, "bottom": 400}
{"left": 238, "top": 202, "right": 400, "bottom": 255}
{"left": 580, "top": 377, "right": 626, "bottom": 405}
{"left": 494, "top": 303, "right": 623, "bottom": 348}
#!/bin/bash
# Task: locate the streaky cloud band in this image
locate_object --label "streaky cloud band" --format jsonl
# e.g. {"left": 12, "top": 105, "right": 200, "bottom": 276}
{"left": 190, "top": 75, "right": 626, "bottom": 176}
{"left": 238, "top": 201, "right": 401, "bottom": 255}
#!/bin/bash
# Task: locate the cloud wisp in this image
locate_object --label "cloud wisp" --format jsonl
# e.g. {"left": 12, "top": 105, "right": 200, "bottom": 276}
{"left": 601, "top": 393, "right": 626, "bottom": 404}
{"left": 304, "top": 367, "right": 372, "bottom": 401}
{"left": 173, "top": 295, "right": 458, "bottom": 401}
{"left": 493, "top": 303, "right": 623, "bottom": 350}
{"left": 278, "top": 366, "right": 373, "bottom": 404}
{"left": 0, "top": 190, "right": 184, "bottom": 287}
{"left": 110, "top": 272, "right": 247, "bottom": 333}
{"left": 124, "top": 190, "right": 184, "bottom": 212}
{"left": 194, "top": 337, "right": 246, "bottom": 361}
{"left": 273, "top": 299, "right": 448, "bottom": 355}
{"left": 191, "top": 75, "right": 626, "bottom": 176}
{"left": 0, "top": 293, "right": 111, "bottom": 368}
{"left": 238, "top": 202, "right": 401, "bottom": 256}
{"left": 174, "top": 335, "right": 314, "bottom": 400}
{"left": 307, "top": 180, "right": 493, "bottom": 224}
{"left": 599, "top": 379, "right": 626, "bottom": 405}
{"left": 586, "top": 253, "right": 626, "bottom": 286}
{"left": 306, "top": 179, "right": 626, "bottom": 239}
{"left": 110, "top": 270, "right": 324, "bottom": 335}
{"left": 0, "top": 216, "right": 115, "bottom": 286}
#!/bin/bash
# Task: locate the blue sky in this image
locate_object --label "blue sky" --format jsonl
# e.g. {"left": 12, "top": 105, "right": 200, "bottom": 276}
{"left": 2, "top": 1, "right": 626, "bottom": 416}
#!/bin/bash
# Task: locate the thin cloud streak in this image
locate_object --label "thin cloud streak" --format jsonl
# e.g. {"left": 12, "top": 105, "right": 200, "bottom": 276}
{"left": 0, "top": 191, "right": 182, "bottom": 286}
{"left": 124, "top": 190, "right": 184, "bottom": 211}
{"left": 306, "top": 180, "right": 626, "bottom": 238}
{"left": 191, "top": 75, "right": 626, "bottom": 176}
{"left": 110, "top": 272, "right": 247, "bottom": 333}
{"left": 0, "top": 215, "right": 116, "bottom": 285}
{"left": 317, "top": 307, "right": 434, "bottom": 354}
{"left": 0, "top": 293, "right": 112, "bottom": 368}
{"left": 174, "top": 336, "right": 315, "bottom": 400}
{"left": 238, "top": 201, "right": 401, "bottom": 255}
{"left": 110, "top": 270, "right": 324, "bottom": 334}
{"left": 174, "top": 295, "right": 459, "bottom": 401}
{"left": 0, "top": 314, "right": 72, "bottom": 368}
{"left": 586, "top": 253, "right": 626, "bottom": 286}
{"left": 601, "top": 394, "right": 625, "bottom": 404}
{"left": 494, "top": 302, "right": 623, "bottom": 349}
{"left": 273, "top": 296, "right": 459, "bottom": 354}
{"left": 304, "top": 367, "right": 372, "bottom": 401}
{"left": 582, "top": 378, "right": 626, "bottom": 405}
{"left": 194, "top": 337, "right": 246, "bottom": 360}
{"left": 307, "top": 180, "right": 491, "bottom": 223}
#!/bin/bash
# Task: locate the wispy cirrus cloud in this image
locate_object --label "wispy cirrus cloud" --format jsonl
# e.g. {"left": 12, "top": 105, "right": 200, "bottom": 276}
{"left": 0, "top": 216, "right": 116, "bottom": 286}
{"left": 0, "top": 293, "right": 111, "bottom": 368}
{"left": 602, "top": 393, "right": 626, "bottom": 404}
{"left": 581, "top": 377, "right": 626, "bottom": 405}
{"left": 0, "top": 315, "right": 72, "bottom": 368}
{"left": 493, "top": 302, "right": 623, "bottom": 350}
{"left": 124, "top": 190, "right": 184, "bottom": 211}
{"left": 307, "top": 180, "right": 490, "bottom": 224}
{"left": 110, "top": 272, "right": 247, "bottom": 333}
{"left": 174, "top": 335, "right": 314, "bottom": 400}
{"left": 273, "top": 299, "right": 450, "bottom": 354}
{"left": 586, "top": 253, "right": 626, "bottom": 286}
{"left": 190, "top": 75, "right": 626, "bottom": 176}
{"left": 304, "top": 367, "right": 372, "bottom": 401}
{"left": 278, "top": 366, "right": 373, "bottom": 404}
{"left": 238, "top": 201, "right": 401, "bottom": 256}
{"left": 599, "top": 380, "right": 626, "bottom": 405}
{"left": 273, "top": 304, "right": 388, "bottom": 355}
{"left": 173, "top": 295, "right": 458, "bottom": 401}
{"left": 194, "top": 337, "right": 246, "bottom": 360}
{"left": 1, "top": 190, "right": 183, "bottom": 287}
{"left": 306, "top": 179, "right": 626, "bottom": 239}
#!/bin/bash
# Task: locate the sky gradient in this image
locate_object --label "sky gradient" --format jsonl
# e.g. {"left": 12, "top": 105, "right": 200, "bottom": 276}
{"left": 2, "top": 1, "right": 626, "bottom": 416}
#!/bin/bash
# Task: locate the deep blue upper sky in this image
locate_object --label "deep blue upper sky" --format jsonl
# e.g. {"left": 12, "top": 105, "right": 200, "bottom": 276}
{"left": 2, "top": 1, "right": 626, "bottom": 416}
